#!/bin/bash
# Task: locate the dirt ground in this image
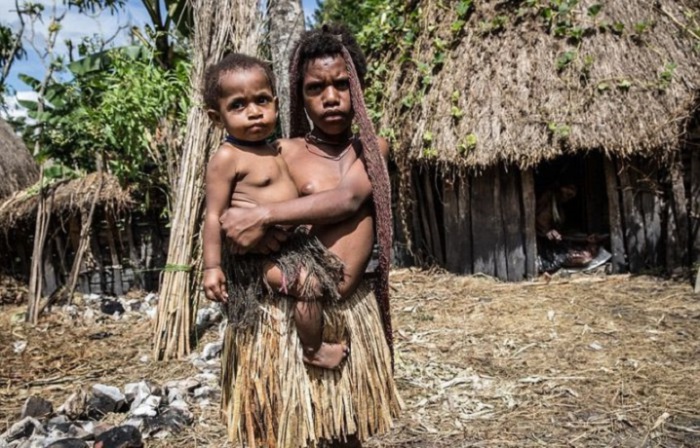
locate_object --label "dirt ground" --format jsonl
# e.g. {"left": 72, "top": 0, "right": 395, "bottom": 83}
{"left": 2, "top": 268, "right": 700, "bottom": 447}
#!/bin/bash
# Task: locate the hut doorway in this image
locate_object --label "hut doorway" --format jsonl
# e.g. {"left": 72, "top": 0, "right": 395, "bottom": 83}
{"left": 533, "top": 152, "right": 610, "bottom": 272}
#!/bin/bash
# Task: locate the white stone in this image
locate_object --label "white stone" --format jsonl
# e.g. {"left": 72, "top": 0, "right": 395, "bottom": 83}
{"left": 13, "top": 340, "right": 27, "bottom": 354}
{"left": 92, "top": 384, "right": 125, "bottom": 407}
{"left": 124, "top": 382, "right": 151, "bottom": 404}
{"left": 122, "top": 418, "right": 144, "bottom": 431}
{"left": 144, "top": 293, "right": 157, "bottom": 304}
{"left": 146, "top": 308, "right": 157, "bottom": 320}
{"left": 168, "top": 400, "right": 189, "bottom": 412}
{"left": 130, "top": 395, "right": 160, "bottom": 417}
{"left": 131, "top": 404, "right": 157, "bottom": 417}
{"left": 129, "top": 389, "right": 152, "bottom": 412}
{"left": 139, "top": 355, "right": 150, "bottom": 363}
{"left": 201, "top": 342, "right": 222, "bottom": 360}
{"left": 18, "top": 436, "right": 45, "bottom": 448}
{"left": 2, "top": 417, "right": 45, "bottom": 442}
{"left": 166, "top": 388, "right": 183, "bottom": 404}
{"left": 165, "top": 378, "right": 200, "bottom": 393}
{"left": 84, "top": 294, "right": 101, "bottom": 302}
{"left": 193, "top": 386, "right": 214, "bottom": 399}
{"left": 190, "top": 359, "right": 207, "bottom": 370}
{"left": 194, "top": 373, "right": 218, "bottom": 384}
{"left": 62, "top": 305, "right": 79, "bottom": 317}
{"left": 152, "top": 430, "right": 171, "bottom": 440}
{"left": 82, "top": 308, "right": 95, "bottom": 321}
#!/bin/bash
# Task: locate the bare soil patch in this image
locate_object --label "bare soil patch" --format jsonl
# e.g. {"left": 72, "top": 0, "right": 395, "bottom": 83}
{"left": 2, "top": 269, "right": 699, "bottom": 447}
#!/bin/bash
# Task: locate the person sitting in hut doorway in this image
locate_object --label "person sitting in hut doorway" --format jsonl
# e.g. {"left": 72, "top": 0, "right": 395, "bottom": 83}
{"left": 536, "top": 183, "right": 606, "bottom": 273}
{"left": 201, "top": 52, "right": 349, "bottom": 370}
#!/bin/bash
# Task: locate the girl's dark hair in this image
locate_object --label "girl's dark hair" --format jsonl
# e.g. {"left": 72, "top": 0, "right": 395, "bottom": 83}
{"left": 203, "top": 52, "right": 276, "bottom": 111}
{"left": 288, "top": 24, "right": 394, "bottom": 357}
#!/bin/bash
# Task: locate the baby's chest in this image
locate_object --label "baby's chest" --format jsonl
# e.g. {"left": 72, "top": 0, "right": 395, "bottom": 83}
{"left": 237, "top": 156, "right": 289, "bottom": 187}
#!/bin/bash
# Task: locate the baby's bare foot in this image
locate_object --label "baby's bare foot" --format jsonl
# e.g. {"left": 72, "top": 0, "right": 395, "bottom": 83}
{"left": 303, "top": 342, "right": 349, "bottom": 369}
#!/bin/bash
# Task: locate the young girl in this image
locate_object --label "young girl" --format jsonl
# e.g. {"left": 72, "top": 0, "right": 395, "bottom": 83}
{"left": 202, "top": 52, "right": 349, "bottom": 369}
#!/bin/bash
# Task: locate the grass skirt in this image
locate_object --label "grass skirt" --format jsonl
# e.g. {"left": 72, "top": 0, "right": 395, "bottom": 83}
{"left": 223, "top": 231, "right": 344, "bottom": 330}
{"left": 221, "top": 280, "right": 401, "bottom": 447}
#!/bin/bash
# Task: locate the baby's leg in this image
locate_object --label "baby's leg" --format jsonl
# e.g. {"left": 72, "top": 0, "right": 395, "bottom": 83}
{"left": 263, "top": 263, "right": 348, "bottom": 369}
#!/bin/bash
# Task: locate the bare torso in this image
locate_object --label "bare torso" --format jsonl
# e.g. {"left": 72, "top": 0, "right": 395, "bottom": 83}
{"left": 280, "top": 137, "right": 375, "bottom": 296}
{"left": 226, "top": 143, "right": 299, "bottom": 209}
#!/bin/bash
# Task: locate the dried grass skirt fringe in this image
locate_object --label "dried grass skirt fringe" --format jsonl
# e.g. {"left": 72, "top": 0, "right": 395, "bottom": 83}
{"left": 221, "top": 280, "right": 401, "bottom": 447}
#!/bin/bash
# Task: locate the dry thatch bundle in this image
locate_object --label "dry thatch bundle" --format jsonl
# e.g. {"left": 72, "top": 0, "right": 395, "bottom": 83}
{"left": 0, "top": 172, "right": 131, "bottom": 230}
{"left": 378, "top": 0, "right": 700, "bottom": 171}
{"left": 0, "top": 118, "right": 39, "bottom": 201}
{"left": 153, "top": 0, "right": 262, "bottom": 360}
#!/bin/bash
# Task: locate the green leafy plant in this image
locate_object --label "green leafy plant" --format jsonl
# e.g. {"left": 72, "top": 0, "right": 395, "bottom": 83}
{"left": 556, "top": 50, "right": 576, "bottom": 71}
{"left": 450, "top": 90, "right": 463, "bottom": 120}
{"left": 658, "top": 62, "right": 677, "bottom": 90}
{"left": 587, "top": 3, "right": 603, "bottom": 17}
{"left": 617, "top": 79, "right": 632, "bottom": 91}
{"left": 458, "top": 133, "right": 477, "bottom": 155}
{"left": 548, "top": 122, "right": 571, "bottom": 139}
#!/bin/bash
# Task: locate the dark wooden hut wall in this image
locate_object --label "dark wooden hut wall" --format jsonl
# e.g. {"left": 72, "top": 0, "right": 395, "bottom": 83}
{"left": 1, "top": 211, "right": 169, "bottom": 296}
{"left": 406, "top": 163, "right": 535, "bottom": 281}
{"left": 604, "top": 159, "right": 626, "bottom": 272}
{"left": 402, "top": 151, "right": 696, "bottom": 281}
{"left": 691, "top": 149, "right": 700, "bottom": 264}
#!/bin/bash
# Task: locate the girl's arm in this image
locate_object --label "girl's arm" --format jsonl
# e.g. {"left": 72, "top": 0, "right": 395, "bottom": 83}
{"left": 220, "top": 138, "right": 389, "bottom": 249}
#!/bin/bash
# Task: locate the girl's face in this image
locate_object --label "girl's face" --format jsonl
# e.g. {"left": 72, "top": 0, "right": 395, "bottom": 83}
{"left": 209, "top": 67, "right": 277, "bottom": 142}
{"left": 302, "top": 55, "right": 353, "bottom": 137}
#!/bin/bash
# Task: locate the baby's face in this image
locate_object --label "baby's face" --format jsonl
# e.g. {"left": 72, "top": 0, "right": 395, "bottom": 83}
{"left": 214, "top": 67, "right": 277, "bottom": 141}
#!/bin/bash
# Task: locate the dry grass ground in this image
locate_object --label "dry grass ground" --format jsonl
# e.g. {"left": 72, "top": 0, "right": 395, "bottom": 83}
{"left": 2, "top": 269, "right": 699, "bottom": 447}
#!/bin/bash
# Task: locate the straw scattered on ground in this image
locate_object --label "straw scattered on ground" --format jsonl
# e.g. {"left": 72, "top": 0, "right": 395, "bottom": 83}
{"left": 2, "top": 268, "right": 700, "bottom": 447}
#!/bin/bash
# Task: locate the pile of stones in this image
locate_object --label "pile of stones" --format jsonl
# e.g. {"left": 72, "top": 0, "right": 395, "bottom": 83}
{"left": 0, "top": 379, "right": 205, "bottom": 448}
{"left": 3, "top": 293, "right": 227, "bottom": 448}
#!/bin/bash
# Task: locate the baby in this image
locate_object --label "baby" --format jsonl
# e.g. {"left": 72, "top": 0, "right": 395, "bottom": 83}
{"left": 201, "top": 53, "right": 349, "bottom": 369}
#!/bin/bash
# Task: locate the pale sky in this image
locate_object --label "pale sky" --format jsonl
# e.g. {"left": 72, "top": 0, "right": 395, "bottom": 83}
{"left": 2, "top": 0, "right": 319, "bottom": 93}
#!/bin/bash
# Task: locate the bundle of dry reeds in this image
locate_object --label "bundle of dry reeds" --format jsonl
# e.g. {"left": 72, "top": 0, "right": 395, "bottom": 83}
{"left": 153, "top": 0, "right": 262, "bottom": 360}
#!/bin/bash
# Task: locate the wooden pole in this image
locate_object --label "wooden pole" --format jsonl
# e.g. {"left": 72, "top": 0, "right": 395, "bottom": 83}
{"left": 27, "top": 167, "right": 51, "bottom": 324}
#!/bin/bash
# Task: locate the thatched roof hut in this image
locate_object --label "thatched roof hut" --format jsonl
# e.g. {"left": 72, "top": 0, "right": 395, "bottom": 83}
{"left": 380, "top": 0, "right": 699, "bottom": 168}
{"left": 0, "top": 172, "right": 131, "bottom": 229}
{"left": 0, "top": 118, "right": 39, "bottom": 200}
{"left": 375, "top": 0, "right": 700, "bottom": 279}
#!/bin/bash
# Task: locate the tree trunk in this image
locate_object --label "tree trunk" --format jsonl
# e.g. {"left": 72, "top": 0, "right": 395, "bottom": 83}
{"left": 268, "top": 0, "right": 304, "bottom": 137}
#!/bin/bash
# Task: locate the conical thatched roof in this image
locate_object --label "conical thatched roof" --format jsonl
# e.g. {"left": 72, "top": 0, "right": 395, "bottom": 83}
{"left": 0, "top": 118, "right": 39, "bottom": 199}
{"left": 0, "top": 172, "right": 131, "bottom": 229}
{"left": 378, "top": 0, "right": 700, "bottom": 170}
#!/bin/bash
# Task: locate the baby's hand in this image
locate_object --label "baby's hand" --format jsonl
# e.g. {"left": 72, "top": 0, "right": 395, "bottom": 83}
{"left": 203, "top": 267, "right": 228, "bottom": 302}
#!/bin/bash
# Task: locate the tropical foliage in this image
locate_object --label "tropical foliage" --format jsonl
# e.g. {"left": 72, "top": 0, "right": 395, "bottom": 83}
{"left": 1, "top": 0, "right": 193, "bottom": 211}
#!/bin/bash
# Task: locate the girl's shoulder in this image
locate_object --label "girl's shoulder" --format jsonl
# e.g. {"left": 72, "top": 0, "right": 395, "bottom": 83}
{"left": 274, "top": 137, "right": 305, "bottom": 156}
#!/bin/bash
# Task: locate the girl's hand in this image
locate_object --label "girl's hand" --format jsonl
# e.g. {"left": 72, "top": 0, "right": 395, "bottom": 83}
{"left": 203, "top": 267, "right": 228, "bottom": 302}
{"left": 220, "top": 206, "right": 269, "bottom": 253}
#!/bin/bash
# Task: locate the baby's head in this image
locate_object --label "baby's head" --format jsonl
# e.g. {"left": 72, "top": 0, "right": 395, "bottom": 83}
{"left": 204, "top": 53, "right": 278, "bottom": 142}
